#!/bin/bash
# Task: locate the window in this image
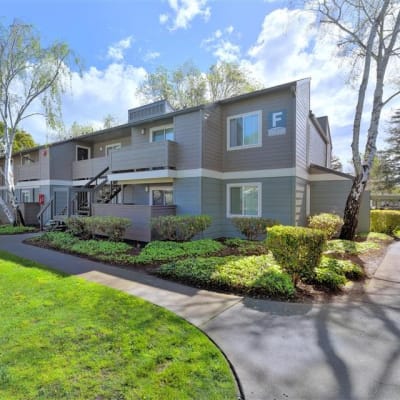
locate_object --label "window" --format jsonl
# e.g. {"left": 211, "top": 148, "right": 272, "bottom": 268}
{"left": 21, "top": 190, "right": 31, "bottom": 203}
{"left": 105, "top": 143, "right": 121, "bottom": 156}
{"left": 150, "top": 125, "right": 174, "bottom": 142}
{"left": 76, "top": 146, "right": 90, "bottom": 161}
{"left": 227, "top": 111, "right": 261, "bottom": 150}
{"left": 227, "top": 183, "right": 261, "bottom": 217}
{"left": 150, "top": 186, "right": 174, "bottom": 206}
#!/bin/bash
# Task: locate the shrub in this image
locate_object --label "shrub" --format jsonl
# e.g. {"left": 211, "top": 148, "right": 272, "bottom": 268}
{"left": 230, "top": 217, "right": 279, "bottom": 240}
{"left": 151, "top": 215, "right": 211, "bottom": 241}
{"left": 319, "top": 256, "right": 364, "bottom": 280}
{"left": 356, "top": 232, "right": 394, "bottom": 243}
{"left": 157, "top": 255, "right": 295, "bottom": 298}
{"left": 66, "top": 216, "right": 130, "bottom": 241}
{"left": 370, "top": 210, "right": 400, "bottom": 235}
{"left": 136, "top": 239, "right": 223, "bottom": 263}
{"left": 314, "top": 267, "right": 347, "bottom": 290}
{"left": 308, "top": 213, "right": 343, "bottom": 239}
{"left": 224, "top": 238, "right": 267, "bottom": 255}
{"left": 266, "top": 225, "right": 326, "bottom": 283}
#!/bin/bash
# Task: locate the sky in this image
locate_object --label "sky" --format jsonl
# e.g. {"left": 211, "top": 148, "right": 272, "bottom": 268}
{"left": 2, "top": 0, "right": 399, "bottom": 171}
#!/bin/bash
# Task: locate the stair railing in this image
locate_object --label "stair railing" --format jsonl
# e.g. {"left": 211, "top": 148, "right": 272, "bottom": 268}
{"left": 37, "top": 197, "right": 54, "bottom": 231}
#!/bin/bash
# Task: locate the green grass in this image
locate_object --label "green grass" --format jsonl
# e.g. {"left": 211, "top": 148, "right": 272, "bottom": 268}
{"left": 0, "top": 251, "right": 237, "bottom": 400}
{"left": 325, "top": 239, "right": 381, "bottom": 255}
{"left": 157, "top": 255, "right": 295, "bottom": 298}
{"left": 0, "top": 224, "right": 37, "bottom": 234}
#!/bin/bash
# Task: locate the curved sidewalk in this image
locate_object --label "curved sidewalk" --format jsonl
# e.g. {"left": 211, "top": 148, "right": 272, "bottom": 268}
{"left": 1, "top": 234, "right": 400, "bottom": 400}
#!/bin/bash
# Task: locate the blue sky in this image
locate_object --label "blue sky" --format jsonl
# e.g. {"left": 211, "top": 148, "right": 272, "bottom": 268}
{"left": 2, "top": 0, "right": 399, "bottom": 171}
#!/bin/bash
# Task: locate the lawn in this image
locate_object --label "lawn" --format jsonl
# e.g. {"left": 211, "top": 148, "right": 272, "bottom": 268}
{"left": 0, "top": 251, "right": 237, "bottom": 400}
{"left": 0, "top": 224, "right": 37, "bottom": 234}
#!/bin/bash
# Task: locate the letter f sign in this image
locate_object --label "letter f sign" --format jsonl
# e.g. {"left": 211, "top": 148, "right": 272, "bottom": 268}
{"left": 272, "top": 111, "right": 283, "bottom": 128}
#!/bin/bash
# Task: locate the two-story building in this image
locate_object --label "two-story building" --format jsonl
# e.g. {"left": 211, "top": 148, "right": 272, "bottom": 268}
{"left": 0, "top": 78, "right": 370, "bottom": 240}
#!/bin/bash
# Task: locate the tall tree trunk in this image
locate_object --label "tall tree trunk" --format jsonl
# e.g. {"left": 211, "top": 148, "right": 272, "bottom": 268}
{"left": 340, "top": 169, "right": 368, "bottom": 240}
{"left": 1, "top": 148, "right": 16, "bottom": 224}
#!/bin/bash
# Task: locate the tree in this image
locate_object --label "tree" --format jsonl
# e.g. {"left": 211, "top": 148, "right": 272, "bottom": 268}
{"left": 0, "top": 21, "right": 77, "bottom": 224}
{"left": 207, "top": 61, "right": 260, "bottom": 102}
{"left": 103, "top": 114, "right": 118, "bottom": 129}
{"left": 315, "top": 1, "right": 400, "bottom": 239}
{"left": 330, "top": 154, "right": 343, "bottom": 171}
{"left": 139, "top": 61, "right": 260, "bottom": 109}
{"left": 383, "top": 108, "right": 400, "bottom": 187}
{"left": 0, "top": 122, "right": 36, "bottom": 154}
{"left": 368, "top": 151, "right": 394, "bottom": 193}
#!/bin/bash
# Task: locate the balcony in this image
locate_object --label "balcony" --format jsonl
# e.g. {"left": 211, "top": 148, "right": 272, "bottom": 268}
{"left": 14, "top": 163, "right": 40, "bottom": 181}
{"left": 72, "top": 141, "right": 177, "bottom": 180}
{"left": 110, "top": 141, "right": 177, "bottom": 172}
{"left": 72, "top": 157, "right": 109, "bottom": 180}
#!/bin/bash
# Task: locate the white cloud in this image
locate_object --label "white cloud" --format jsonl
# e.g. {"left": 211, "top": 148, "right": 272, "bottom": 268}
{"left": 18, "top": 62, "right": 147, "bottom": 144}
{"left": 107, "top": 36, "right": 133, "bottom": 61}
{"left": 143, "top": 51, "right": 161, "bottom": 62}
{"left": 159, "top": 14, "right": 169, "bottom": 24}
{"left": 202, "top": 26, "right": 240, "bottom": 62}
{"left": 161, "top": 0, "right": 211, "bottom": 30}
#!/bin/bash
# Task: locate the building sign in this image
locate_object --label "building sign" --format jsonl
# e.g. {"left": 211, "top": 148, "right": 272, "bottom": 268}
{"left": 267, "top": 110, "right": 287, "bottom": 136}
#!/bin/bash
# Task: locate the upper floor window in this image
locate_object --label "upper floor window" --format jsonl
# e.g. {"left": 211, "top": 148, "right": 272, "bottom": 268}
{"left": 150, "top": 125, "right": 174, "bottom": 142}
{"left": 227, "top": 111, "right": 261, "bottom": 150}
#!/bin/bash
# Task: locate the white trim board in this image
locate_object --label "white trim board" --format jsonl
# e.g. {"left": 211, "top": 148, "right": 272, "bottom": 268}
{"left": 16, "top": 180, "right": 72, "bottom": 189}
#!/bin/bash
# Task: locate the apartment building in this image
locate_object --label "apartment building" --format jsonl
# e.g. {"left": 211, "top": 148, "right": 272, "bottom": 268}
{"left": 0, "top": 78, "right": 370, "bottom": 241}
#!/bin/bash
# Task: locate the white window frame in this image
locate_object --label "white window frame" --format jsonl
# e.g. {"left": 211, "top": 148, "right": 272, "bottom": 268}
{"left": 227, "top": 110, "right": 262, "bottom": 151}
{"left": 149, "top": 185, "right": 174, "bottom": 206}
{"left": 105, "top": 143, "right": 122, "bottom": 156}
{"left": 150, "top": 124, "right": 174, "bottom": 143}
{"left": 76, "top": 145, "right": 91, "bottom": 161}
{"left": 226, "top": 182, "right": 262, "bottom": 218}
{"left": 21, "top": 189, "right": 31, "bottom": 203}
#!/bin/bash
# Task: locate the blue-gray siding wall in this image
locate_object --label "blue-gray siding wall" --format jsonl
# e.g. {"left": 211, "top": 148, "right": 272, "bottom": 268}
{"left": 295, "top": 178, "right": 308, "bottom": 226}
{"left": 310, "top": 180, "right": 370, "bottom": 232}
{"left": 175, "top": 176, "right": 295, "bottom": 238}
{"left": 295, "top": 79, "right": 311, "bottom": 169}
{"left": 309, "top": 122, "right": 327, "bottom": 167}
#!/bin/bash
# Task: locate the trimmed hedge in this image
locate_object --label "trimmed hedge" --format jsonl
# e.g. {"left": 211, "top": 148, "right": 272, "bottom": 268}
{"left": 266, "top": 225, "right": 326, "bottom": 283}
{"left": 230, "top": 217, "right": 279, "bottom": 240}
{"left": 151, "top": 215, "right": 211, "bottom": 241}
{"left": 370, "top": 210, "right": 400, "bottom": 235}
{"left": 308, "top": 213, "right": 343, "bottom": 239}
{"left": 66, "top": 216, "right": 131, "bottom": 241}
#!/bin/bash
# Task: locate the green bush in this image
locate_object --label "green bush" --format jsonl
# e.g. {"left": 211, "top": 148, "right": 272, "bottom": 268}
{"left": 266, "top": 225, "right": 326, "bottom": 283}
{"left": 136, "top": 239, "right": 223, "bottom": 263}
{"left": 224, "top": 238, "right": 267, "bottom": 255}
{"left": 151, "top": 215, "right": 211, "bottom": 241}
{"left": 230, "top": 217, "right": 278, "bottom": 240}
{"left": 66, "top": 216, "right": 130, "bottom": 241}
{"left": 370, "top": 210, "right": 400, "bottom": 235}
{"left": 308, "top": 213, "right": 343, "bottom": 239}
{"left": 314, "top": 267, "right": 347, "bottom": 290}
{"left": 0, "top": 225, "right": 36, "bottom": 235}
{"left": 356, "top": 232, "right": 394, "bottom": 243}
{"left": 157, "top": 255, "right": 295, "bottom": 298}
{"left": 34, "top": 231, "right": 79, "bottom": 249}
{"left": 319, "top": 256, "right": 364, "bottom": 280}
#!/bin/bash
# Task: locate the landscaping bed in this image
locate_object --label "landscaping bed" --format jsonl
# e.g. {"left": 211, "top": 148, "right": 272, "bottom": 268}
{"left": 0, "top": 250, "right": 238, "bottom": 399}
{"left": 0, "top": 224, "right": 37, "bottom": 235}
{"left": 26, "top": 230, "right": 393, "bottom": 302}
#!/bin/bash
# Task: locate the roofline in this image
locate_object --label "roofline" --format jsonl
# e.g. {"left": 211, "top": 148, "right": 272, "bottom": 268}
{"left": 309, "top": 163, "right": 354, "bottom": 179}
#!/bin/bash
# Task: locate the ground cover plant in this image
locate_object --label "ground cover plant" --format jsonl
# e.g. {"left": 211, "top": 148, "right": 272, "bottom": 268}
{"left": 0, "top": 224, "right": 36, "bottom": 234}
{"left": 325, "top": 239, "right": 380, "bottom": 256}
{"left": 157, "top": 254, "right": 295, "bottom": 298}
{"left": 0, "top": 251, "right": 237, "bottom": 400}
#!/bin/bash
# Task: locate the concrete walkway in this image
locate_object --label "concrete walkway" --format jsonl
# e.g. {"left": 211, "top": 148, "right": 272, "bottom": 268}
{"left": 1, "top": 234, "right": 400, "bottom": 400}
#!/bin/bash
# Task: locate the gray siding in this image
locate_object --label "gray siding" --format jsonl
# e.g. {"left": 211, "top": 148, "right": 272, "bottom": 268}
{"left": 131, "top": 118, "right": 173, "bottom": 146}
{"left": 201, "top": 177, "right": 224, "bottom": 238}
{"left": 295, "top": 79, "right": 310, "bottom": 169}
{"left": 174, "top": 111, "right": 202, "bottom": 170}
{"left": 92, "top": 131, "right": 131, "bottom": 158}
{"left": 295, "top": 178, "right": 308, "bottom": 226}
{"left": 221, "top": 90, "right": 295, "bottom": 171}
{"left": 50, "top": 142, "right": 76, "bottom": 180}
{"left": 174, "top": 178, "right": 202, "bottom": 215}
{"left": 310, "top": 180, "right": 370, "bottom": 232}
{"left": 203, "top": 105, "right": 223, "bottom": 171}
{"left": 309, "top": 122, "right": 327, "bottom": 167}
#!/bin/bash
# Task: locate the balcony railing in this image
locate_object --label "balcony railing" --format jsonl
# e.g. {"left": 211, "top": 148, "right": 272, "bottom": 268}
{"left": 14, "top": 163, "right": 40, "bottom": 181}
{"left": 72, "top": 141, "right": 177, "bottom": 180}
{"left": 110, "top": 141, "right": 177, "bottom": 172}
